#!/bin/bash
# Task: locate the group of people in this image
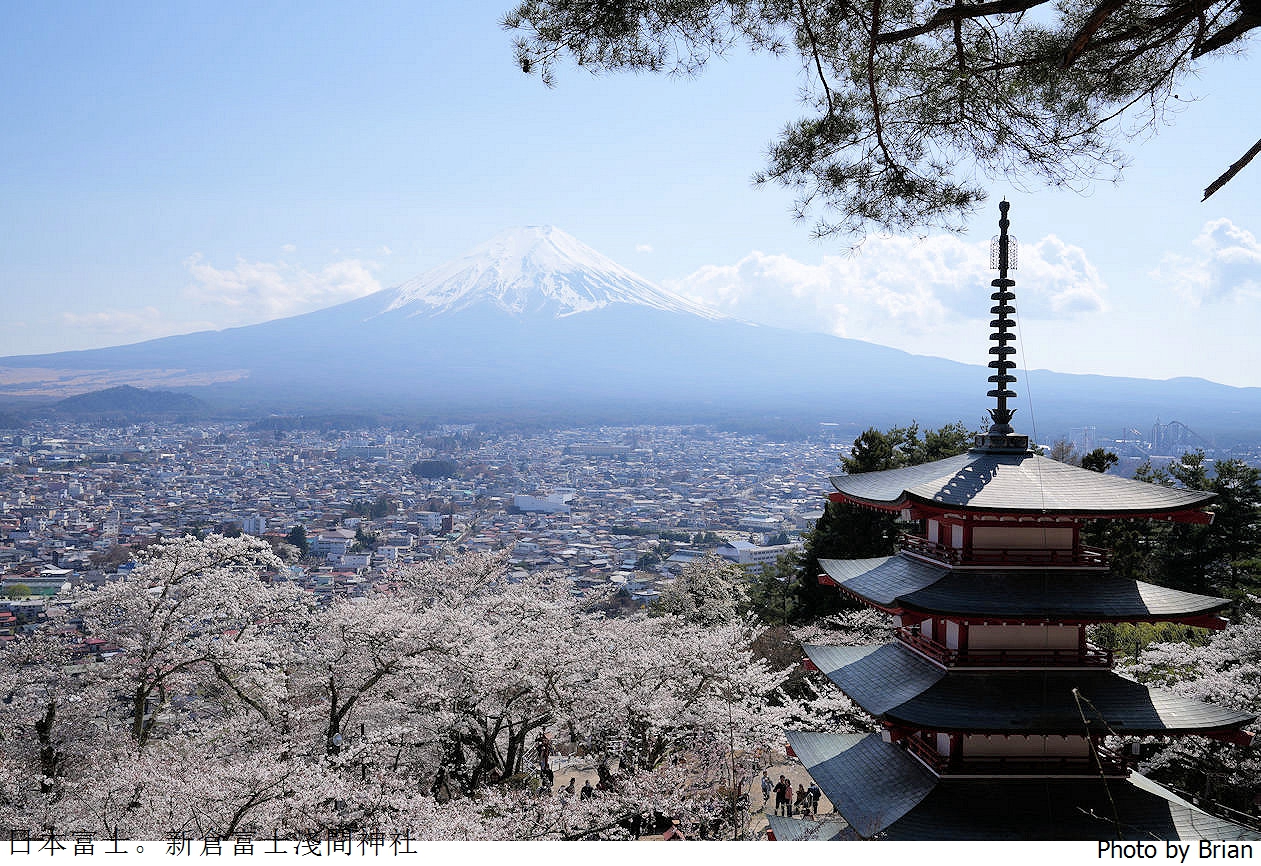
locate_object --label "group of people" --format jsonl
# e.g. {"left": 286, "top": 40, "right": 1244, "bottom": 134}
{"left": 537, "top": 731, "right": 607, "bottom": 803}
{"left": 761, "top": 771, "right": 822, "bottom": 818}
{"left": 555, "top": 777, "right": 597, "bottom": 801}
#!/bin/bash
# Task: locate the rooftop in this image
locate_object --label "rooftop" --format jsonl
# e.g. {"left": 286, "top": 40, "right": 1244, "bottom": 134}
{"left": 830, "top": 451, "right": 1214, "bottom": 517}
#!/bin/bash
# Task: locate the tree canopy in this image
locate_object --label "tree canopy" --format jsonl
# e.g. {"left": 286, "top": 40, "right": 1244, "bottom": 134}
{"left": 505, "top": 0, "right": 1259, "bottom": 237}
{"left": 2, "top": 538, "right": 849, "bottom": 839}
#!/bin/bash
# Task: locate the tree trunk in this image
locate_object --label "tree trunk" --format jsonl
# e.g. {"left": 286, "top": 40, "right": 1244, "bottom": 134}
{"left": 34, "top": 701, "right": 60, "bottom": 795}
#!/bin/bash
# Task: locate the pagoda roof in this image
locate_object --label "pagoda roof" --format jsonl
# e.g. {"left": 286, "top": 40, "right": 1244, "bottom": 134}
{"left": 788, "top": 732, "right": 1261, "bottom": 840}
{"left": 830, "top": 451, "right": 1214, "bottom": 517}
{"left": 786, "top": 731, "right": 937, "bottom": 837}
{"left": 804, "top": 643, "right": 1256, "bottom": 735}
{"left": 819, "top": 555, "right": 1230, "bottom": 621}
{"left": 804, "top": 644, "right": 945, "bottom": 714}
{"left": 764, "top": 815, "right": 853, "bottom": 841}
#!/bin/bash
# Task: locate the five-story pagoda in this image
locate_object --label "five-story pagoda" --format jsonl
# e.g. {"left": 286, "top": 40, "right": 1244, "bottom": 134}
{"left": 774, "top": 202, "right": 1259, "bottom": 841}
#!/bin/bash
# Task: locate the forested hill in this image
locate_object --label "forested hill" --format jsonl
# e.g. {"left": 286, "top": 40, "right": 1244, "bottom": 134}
{"left": 52, "top": 385, "right": 207, "bottom": 417}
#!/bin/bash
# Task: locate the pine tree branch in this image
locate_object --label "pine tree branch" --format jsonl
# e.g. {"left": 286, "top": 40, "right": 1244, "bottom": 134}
{"left": 868, "top": 0, "right": 897, "bottom": 169}
{"left": 1191, "top": 4, "right": 1261, "bottom": 56}
{"left": 1062, "top": 0, "right": 1131, "bottom": 67}
{"left": 875, "top": 0, "right": 1049, "bottom": 43}
{"left": 797, "top": 0, "right": 836, "bottom": 115}
{"left": 1203, "top": 134, "right": 1261, "bottom": 201}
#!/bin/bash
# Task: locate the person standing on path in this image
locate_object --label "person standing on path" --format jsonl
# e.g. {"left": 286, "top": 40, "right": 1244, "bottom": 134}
{"left": 761, "top": 771, "right": 773, "bottom": 806}
{"left": 774, "top": 775, "right": 792, "bottom": 817}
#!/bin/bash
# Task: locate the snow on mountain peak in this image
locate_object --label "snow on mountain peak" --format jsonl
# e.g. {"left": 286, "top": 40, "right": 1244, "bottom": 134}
{"left": 384, "top": 226, "right": 722, "bottom": 319}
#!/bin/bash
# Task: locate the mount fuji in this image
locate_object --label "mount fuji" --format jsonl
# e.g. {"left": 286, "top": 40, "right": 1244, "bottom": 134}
{"left": 3, "top": 226, "right": 1260, "bottom": 438}
{"left": 383, "top": 225, "right": 720, "bottom": 321}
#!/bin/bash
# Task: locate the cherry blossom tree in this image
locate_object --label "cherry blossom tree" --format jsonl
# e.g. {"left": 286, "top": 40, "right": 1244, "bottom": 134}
{"left": 75, "top": 534, "right": 309, "bottom": 745}
{"left": 0, "top": 538, "right": 800, "bottom": 839}
{"left": 1125, "top": 608, "right": 1261, "bottom": 814}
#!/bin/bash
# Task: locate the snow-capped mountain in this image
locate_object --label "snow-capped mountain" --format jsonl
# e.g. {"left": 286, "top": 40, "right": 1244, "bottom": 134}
{"left": 382, "top": 225, "right": 721, "bottom": 320}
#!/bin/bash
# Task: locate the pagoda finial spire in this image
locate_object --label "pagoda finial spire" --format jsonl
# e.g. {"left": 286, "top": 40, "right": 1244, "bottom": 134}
{"left": 974, "top": 199, "right": 1030, "bottom": 453}
{"left": 987, "top": 200, "right": 1018, "bottom": 434}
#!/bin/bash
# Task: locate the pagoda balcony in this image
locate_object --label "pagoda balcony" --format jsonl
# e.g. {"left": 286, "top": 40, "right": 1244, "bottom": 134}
{"left": 898, "top": 629, "right": 1113, "bottom": 668}
{"left": 901, "top": 734, "right": 1128, "bottom": 778}
{"left": 899, "top": 533, "right": 1110, "bottom": 568}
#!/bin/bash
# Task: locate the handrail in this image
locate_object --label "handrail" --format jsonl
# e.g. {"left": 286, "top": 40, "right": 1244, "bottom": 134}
{"left": 901, "top": 734, "right": 1127, "bottom": 776}
{"left": 899, "top": 631, "right": 1113, "bottom": 667}
{"left": 899, "top": 533, "right": 1109, "bottom": 568}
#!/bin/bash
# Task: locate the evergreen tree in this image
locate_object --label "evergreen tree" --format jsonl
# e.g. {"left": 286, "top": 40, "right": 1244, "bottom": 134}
{"left": 507, "top": 0, "right": 1260, "bottom": 237}
{"left": 1080, "top": 448, "right": 1119, "bottom": 474}
{"left": 795, "top": 422, "right": 972, "bottom": 619}
{"left": 1204, "top": 460, "right": 1261, "bottom": 589}
{"left": 284, "top": 525, "right": 309, "bottom": 557}
{"left": 747, "top": 551, "right": 801, "bottom": 626}
{"left": 1102, "top": 453, "right": 1261, "bottom": 598}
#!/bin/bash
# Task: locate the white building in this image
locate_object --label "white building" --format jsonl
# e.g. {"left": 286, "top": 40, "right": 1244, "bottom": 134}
{"left": 311, "top": 528, "right": 357, "bottom": 558}
{"left": 513, "top": 493, "right": 572, "bottom": 515}
{"left": 717, "top": 540, "right": 802, "bottom": 571}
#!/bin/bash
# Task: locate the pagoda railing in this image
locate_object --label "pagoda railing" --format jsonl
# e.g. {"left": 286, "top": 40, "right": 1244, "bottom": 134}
{"left": 899, "top": 630, "right": 1113, "bottom": 668}
{"left": 900, "top": 533, "right": 1109, "bottom": 568}
{"left": 901, "top": 735, "right": 1127, "bottom": 777}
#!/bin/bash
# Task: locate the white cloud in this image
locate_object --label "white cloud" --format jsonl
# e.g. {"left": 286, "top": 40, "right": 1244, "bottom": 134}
{"left": 635, "top": 244, "right": 653, "bottom": 254}
{"left": 183, "top": 255, "right": 383, "bottom": 325}
{"left": 1152, "top": 218, "right": 1261, "bottom": 305}
{"left": 281, "top": 243, "right": 297, "bottom": 254}
{"left": 667, "top": 233, "right": 1107, "bottom": 352}
{"left": 61, "top": 307, "right": 217, "bottom": 341}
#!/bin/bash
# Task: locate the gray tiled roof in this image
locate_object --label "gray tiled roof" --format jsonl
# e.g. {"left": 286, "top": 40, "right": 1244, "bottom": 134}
{"left": 903, "top": 568, "right": 1229, "bottom": 620}
{"left": 831, "top": 452, "right": 1214, "bottom": 515}
{"left": 765, "top": 815, "right": 853, "bottom": 841}
{"left": 889, "top": 668, "right": 1255, "bottom": 733}
{"left": 802, "top": 643, "right": 945, "bottom": 714}
{"left": 821, "top": 553, "right": 1229, "bottom": 620}
{"left": 785, "top": 731, "right": 936, "bottom": 838}
{"left": 819, "top": 555, "right": 947, "bottom": 606}
{"left": 879, "top": 774, "right": 1261, "bottom": 841}
{"left": 811, "top": 641, "right": 1255, "bottom": 733}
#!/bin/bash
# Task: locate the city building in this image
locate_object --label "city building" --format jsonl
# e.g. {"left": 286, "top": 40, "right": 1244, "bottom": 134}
{"left": 715, "top": 539, "right": 801, "bottom": 571}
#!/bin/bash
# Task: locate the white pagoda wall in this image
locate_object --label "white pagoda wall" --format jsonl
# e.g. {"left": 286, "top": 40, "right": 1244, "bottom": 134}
{"left": 963, "top": 734, "right": 1091, "bottom": 757}
{"left": 968, "top": 624, "right": 1078, "bottom": 650}
{"left": 971, "top": 526, "right": 1074, "bottom": 551}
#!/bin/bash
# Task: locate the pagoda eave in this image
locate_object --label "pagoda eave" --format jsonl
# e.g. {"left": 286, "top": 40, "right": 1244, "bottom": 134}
{"left": 883, "top": 717, "right": 1256, "bottom": 739}
{"left": 828, "top": 587, "right": 1231, "bottom": 629}
{"left": 817, "top": 555, "right": 1233, "bottom": 624}
{"left": 890, "top": 607, "right": 1230, "bottom": 630}
{"left": 903, "top": 496, "right": 1217, "bottom": 525}
{"left": 805, "top": 643, "right": 1257, "bottom": 736}
{"left": 827, "top": 490, "right": 1214, "bottom": 524}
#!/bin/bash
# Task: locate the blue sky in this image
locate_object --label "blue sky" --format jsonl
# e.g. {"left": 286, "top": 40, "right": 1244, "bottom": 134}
{"left": 3, "top": 1, "right": 1259, "bottom": 386}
